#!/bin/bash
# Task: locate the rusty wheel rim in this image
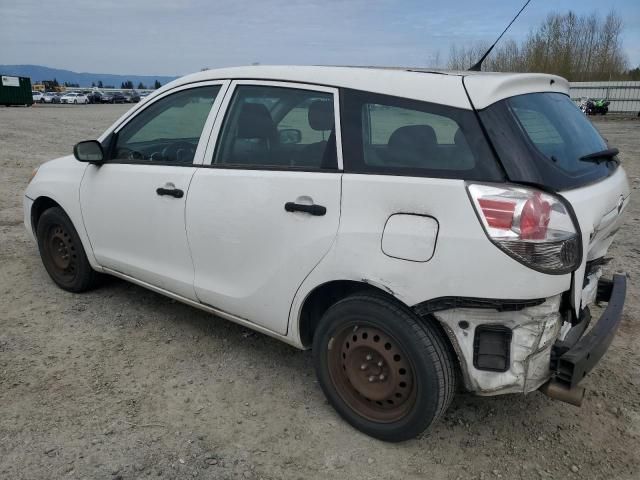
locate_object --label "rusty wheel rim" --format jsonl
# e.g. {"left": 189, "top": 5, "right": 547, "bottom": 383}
{"left": 328, "top": 323, "right": 417, "bottom": 423}
{"left": 44, "top": 224, "right": 77, "bottom": 282}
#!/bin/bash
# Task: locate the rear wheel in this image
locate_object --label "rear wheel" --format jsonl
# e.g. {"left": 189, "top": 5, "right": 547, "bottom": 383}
{"left": 36, "top": 207, "right": 98, "bottom": 292}
{"left": 313, "top": 293, "right": 456, "bottom": 442}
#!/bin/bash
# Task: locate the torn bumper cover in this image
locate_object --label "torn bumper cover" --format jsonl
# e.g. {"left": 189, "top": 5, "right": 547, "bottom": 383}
{"left": 433, "top": 295, "right": 565, "bottom": 395}
{"left": 550, "top": 274, "right": 627, "bottom": 390}
{"left": 430, "top": 274, "right": 626, "bottom": 396}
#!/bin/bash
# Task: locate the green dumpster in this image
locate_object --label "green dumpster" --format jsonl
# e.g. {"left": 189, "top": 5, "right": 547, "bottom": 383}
{"left": 0, "top": 75, "right": 33, "bottom": 106}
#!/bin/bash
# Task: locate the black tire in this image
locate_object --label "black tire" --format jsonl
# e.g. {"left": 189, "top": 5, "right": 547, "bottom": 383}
{"left": 313, "top": 292, "right": 456, "bottom": 442}
{"left": 36, "top": 207, "right": 99, "bottom": 292}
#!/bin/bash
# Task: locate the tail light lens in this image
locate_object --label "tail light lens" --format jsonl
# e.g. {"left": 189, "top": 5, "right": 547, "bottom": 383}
{"left": 467, "top": 184, "right": 581, "bottom": 274}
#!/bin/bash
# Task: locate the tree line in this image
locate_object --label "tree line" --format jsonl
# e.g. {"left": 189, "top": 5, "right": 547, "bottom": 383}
{"left": 447, "top": 11, "right": 636, "bottom": 81}
{"left": 89, "top": 79, "right": 162, "bottom": 89}
{"left": 38, "top": 78, "right": 163, "bottom": 90}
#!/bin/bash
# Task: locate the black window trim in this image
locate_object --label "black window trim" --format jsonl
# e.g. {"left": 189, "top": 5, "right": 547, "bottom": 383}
{"left": 198, "top": 163, "right": 341, "bottom": 173}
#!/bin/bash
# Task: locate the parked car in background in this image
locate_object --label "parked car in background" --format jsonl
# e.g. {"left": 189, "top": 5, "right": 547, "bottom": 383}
{"left": 138, "top": 92, "right": 151, "bottom": 102}
{"left": 60, "top": 92, "right": 89, "bottom": 104}
{"left": 42, "top": 92, "right": 61, "bottom": 104}
{"left": 87, "top": 91, "right": 103, "bottom": 104}
{"left": 32, "top": 91, "right": 44, "bottom": 103}
{"left": 112, "top": 91, "right": 127, "bottom": 104}
{"left": 123, "top": 91, "right": 140, "bottom": 103}
{"left": 24, "top": 66, "right": 630, "bottom": 442}
{"left": 100, "top": 92, "right": 114, "bottom": 103}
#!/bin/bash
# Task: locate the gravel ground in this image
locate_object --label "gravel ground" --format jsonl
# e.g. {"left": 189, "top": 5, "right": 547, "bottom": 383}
{"left": 1, "top": 104, "right": 639, "bottom": 480}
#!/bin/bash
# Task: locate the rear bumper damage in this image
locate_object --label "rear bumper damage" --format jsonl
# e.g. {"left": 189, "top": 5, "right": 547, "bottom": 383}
{"left": 431, "top": 275, "right": 626, "bottom": 397}
{"left": 434, "top": 295, "right": 564, "bottom": 395}
{"left": 540, "top": 274, "right": 627, "bottom": 404}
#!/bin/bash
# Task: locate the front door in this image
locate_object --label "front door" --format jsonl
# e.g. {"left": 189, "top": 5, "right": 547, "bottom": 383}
{"left": 186, "top": 81, "right": 343, "bottom": 334}
{"left": 80, "top": 82, "right": 226, "bottom": 299}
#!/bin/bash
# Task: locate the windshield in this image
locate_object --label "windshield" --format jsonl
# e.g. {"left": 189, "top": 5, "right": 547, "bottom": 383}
{"left": 479, "top": 92, "right": 617, "bottom": 191}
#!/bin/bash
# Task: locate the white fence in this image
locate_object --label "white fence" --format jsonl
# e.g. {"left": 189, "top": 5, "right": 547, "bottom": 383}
{"left": 569, "top": 81, "right": 640, "bottom": 114}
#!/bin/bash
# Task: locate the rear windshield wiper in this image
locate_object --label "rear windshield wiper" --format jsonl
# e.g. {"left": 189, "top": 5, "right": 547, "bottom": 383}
{"left": 579, "top": 147, "right": 619, "bottom": 163}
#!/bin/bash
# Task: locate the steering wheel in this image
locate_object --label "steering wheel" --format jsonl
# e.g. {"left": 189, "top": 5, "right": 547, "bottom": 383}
{"left": 161, "top": 141, "right": 196, "bottom": 163}
{"left": 116, "top": 147, "right": 144, "bottom": 161}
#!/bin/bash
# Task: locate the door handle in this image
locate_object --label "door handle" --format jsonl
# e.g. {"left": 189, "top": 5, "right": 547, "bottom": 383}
{"left": 284, "top": 202, "right": 326, "bottom": 216}
{"left": 156, "top": 186, "right": 184, "bottom": 198}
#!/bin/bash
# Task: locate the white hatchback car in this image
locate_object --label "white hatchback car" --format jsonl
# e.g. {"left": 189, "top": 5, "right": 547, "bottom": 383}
{"left": 60, "top": 92, "right": 89, "bottom": 104}
{"left": 24, "top": 66, "right": 629, "bottom": 441}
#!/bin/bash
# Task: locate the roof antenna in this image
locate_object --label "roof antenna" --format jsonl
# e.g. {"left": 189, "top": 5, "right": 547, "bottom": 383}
{"left": 468, "top": 0, "right": 532, "bottom": 71}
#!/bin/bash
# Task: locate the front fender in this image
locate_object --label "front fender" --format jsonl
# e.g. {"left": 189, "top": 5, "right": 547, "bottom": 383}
{"left": 25, "top": 156, "right": 102, "bottom": 271}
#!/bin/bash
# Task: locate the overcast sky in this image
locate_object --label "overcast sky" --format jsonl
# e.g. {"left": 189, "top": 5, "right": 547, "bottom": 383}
{"left": 1, "top": 0, "right": 638, "bottom": 76}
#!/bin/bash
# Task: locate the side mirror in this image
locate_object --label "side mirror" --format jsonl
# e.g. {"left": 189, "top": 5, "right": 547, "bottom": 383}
{"left": 278, "top": 128, "right": 302, "bottom": 145}
{"left": 74, "top": 140, "right": 104, "bottom": 163}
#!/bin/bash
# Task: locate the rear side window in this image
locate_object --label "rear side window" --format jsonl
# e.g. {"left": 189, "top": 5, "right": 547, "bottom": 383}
{"left": 340, "top": 89, "right": 502, "bottom": 180}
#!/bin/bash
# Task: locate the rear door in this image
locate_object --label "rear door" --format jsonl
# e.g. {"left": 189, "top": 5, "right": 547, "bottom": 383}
{"left": 186, "top": 81, "right": 342, "bottom": 334}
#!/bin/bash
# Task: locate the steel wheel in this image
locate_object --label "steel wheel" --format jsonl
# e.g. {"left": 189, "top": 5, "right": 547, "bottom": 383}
{"left": 314, "top": 293, "right": 457, "bottom": 441}
{"left": 328, "top": 322, "right": 417, "bottom": 423}
{"left": 36, "top": 207, "right": 99, "bottom": 292}
{"left": 43, "top": 223, "right": 78, "bottom": 283}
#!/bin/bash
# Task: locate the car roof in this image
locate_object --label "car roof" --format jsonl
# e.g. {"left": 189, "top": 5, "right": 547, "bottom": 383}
{"left": 160, "top": 65, "right": 569, "bottom": 110}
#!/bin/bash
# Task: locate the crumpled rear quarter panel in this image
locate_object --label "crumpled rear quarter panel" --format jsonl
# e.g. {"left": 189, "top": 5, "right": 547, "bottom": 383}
{"left": 435, "top": 295, "right": 563, "bottom": 394}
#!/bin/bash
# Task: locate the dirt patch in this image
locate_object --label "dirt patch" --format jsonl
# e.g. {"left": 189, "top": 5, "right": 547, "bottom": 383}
{"left": 1, "top": 104, "right": 639, "bottom": 479}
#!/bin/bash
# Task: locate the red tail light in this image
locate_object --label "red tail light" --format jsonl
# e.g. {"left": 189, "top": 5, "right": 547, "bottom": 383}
{"left": 477, "top": 198, "right": 516, "bottom": 229}
{"left": 520, "top": 193, "right": 551, "bottom": 240}
{"left": 468, "top": 184, "right": 580, "bottom": 274}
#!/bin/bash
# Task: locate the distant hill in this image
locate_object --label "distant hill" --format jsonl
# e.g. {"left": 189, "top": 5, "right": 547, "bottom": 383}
{"left": 0, "top": 64, "right": 178, "bottom": 88}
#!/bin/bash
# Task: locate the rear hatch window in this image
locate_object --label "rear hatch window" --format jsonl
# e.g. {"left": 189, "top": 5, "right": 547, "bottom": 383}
{"left": 479, "top": 92, "right": 618, "bottom": 191}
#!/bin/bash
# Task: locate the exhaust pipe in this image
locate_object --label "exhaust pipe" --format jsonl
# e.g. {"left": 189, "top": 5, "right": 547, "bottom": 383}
{"left": 539, "top": 380, "right": 585, "bottom": 407}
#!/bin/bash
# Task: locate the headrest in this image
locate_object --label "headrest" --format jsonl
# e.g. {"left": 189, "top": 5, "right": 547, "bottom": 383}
{"left": 308, "top": 100, "right": 334, "bottom": 131}
{"left": 237, "top": 103, "right": 275, "bottom": 139}
{"left": 388, "top": 125, "right": 437, "bottom": 151}
{"left": 454, "top": 128, "right": 468, "bottom": 147}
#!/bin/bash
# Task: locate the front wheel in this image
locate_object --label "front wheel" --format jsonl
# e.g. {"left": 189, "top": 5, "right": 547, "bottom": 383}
{"left": 313, "top": 293, "right": 456, "bottom": 442}
{"left": 36, "top": 207, "right": 99, "bottom": 292}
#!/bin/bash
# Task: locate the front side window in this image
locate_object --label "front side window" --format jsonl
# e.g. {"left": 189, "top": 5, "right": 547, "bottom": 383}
{"left": 214, "top": 85, "right": 337, "bottom": 169}
{"left": 111, "top": 85, "right": 220, "bottom": 164}
{"left": 340, "top": 89, "right": 502, "bottom": 180}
